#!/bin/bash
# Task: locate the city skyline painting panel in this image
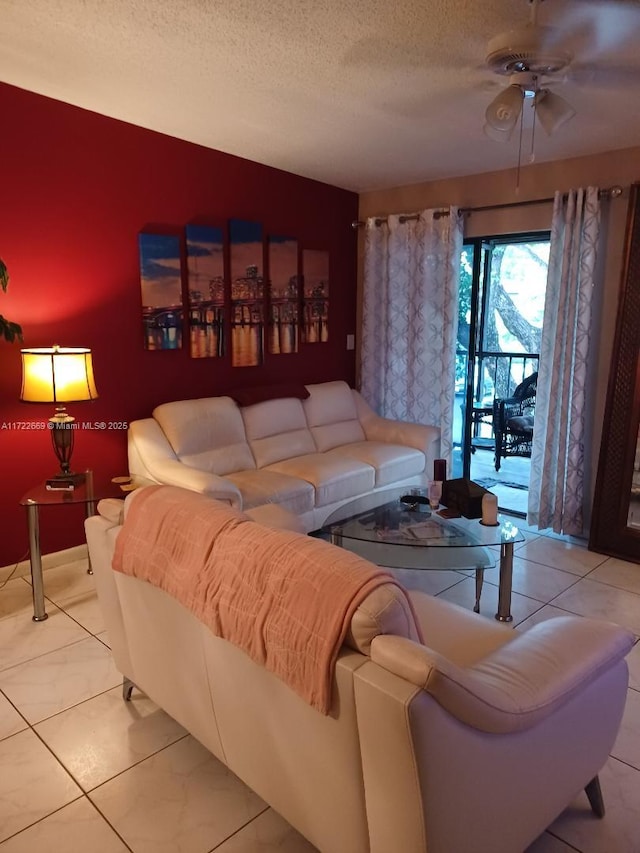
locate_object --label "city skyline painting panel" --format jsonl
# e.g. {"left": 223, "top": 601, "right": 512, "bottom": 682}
{"left": 186, "top": 224, "right": 225, "bottom": 359}
{"left": 302, "top": 248, "right": 329, "bottom": 344}
{"left": 139, "top": 232, "right": 183, "bottom": 350}
{"left": 230, "top": 219, "right": 264, "bottom": 367}
{"left": 269, "top": 236, "right": 299, "bottom": 355}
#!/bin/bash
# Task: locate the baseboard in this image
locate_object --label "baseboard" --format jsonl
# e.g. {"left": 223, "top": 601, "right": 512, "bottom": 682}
{"left": 0, "top": 544, "right": 89, "bottom": 581}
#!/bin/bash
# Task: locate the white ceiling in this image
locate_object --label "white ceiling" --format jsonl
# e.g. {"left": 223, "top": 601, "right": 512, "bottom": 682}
{"left": 2, "top": 0, "right": 640, "bottom": 192}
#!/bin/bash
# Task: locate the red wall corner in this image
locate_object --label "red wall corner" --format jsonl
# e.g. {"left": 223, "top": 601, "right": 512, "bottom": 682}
{"left": 0, "top": 82, "right": 359, "bottom": 566}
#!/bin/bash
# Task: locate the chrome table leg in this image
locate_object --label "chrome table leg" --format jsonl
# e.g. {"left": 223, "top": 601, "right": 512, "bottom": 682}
{"left": 26, "top": 501, "right": 48, "bottom": 622}
{"left": 495, "top": 540, "right": 514, "bottom": 622}
{"left": 474, "top": 568, "right": 484, "bottom": 613}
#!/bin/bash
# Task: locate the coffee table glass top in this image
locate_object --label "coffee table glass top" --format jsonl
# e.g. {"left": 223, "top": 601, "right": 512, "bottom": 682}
{"left": 317, "top": 486, "right": 524, "bottom": 572}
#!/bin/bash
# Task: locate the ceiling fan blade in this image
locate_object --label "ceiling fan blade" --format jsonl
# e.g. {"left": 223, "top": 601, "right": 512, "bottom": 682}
{"left": 563, "top": 60, "right": 640, "bottom": 89}
{"left": 544, "top": 0, "right": 640, "bottom": 63}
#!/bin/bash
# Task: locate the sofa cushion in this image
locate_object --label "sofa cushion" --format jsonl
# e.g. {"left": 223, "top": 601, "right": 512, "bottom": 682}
{"left": 241, "top": 398, "right": 316, "bottom": 468}
{"left": 226, "top": 469, "right": 315, "bottom": 515}
{"left": 154, "top": 397, "right": 255, "bottom": 476}
{"left": 244, "top": 503, "right": 307, "bottom": 532}
{"left": 266, "top": 454, "right": 375, "bottom": 507}
{"left": 304, "top": 381, "right": 366, "bottom": 451}
{"left": 328, "top": 442, "right": 426, "bottom": 487}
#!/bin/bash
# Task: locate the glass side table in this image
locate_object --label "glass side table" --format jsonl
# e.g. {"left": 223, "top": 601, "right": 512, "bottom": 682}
{"left": 19, "top": 471, "right": 129, "bottom": 622}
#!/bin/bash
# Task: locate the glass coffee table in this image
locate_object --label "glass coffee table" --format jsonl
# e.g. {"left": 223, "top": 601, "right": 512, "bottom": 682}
{"left": 315, "top": 486, "right": 524, "bottom": 622}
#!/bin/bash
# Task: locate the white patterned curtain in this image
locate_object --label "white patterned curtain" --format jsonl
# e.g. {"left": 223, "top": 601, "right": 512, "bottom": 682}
{"left": 360, "top": 209, "right": 463, "bottom": 466}
{"left": 528, "top": 187, "right": 601, "bottom": 535}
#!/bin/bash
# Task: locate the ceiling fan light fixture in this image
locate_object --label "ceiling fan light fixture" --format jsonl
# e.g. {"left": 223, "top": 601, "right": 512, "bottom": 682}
{"left": 486, "top": 25, "right": 573, "bottom": 75}
{"left": 485, "top": 84, "right": 524, "bottom": 132}
{"left": 535, "top": 89, "right": 576, "bottom": 135}
{"left": 483, "top": 122, "right": 514, "bottom": 143}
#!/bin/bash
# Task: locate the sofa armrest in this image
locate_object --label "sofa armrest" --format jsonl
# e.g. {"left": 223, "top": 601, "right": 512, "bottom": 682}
{"left": 128, "top": 418, "right": 242, "bottom": 507}
{"left": 406, "top": 591, "right": 512, "bottom": 666}
{"left": 352, "top": 390, "right": 440, "bottom": 461}
{"left": 96, "top": 498, "right": 126, "bottom": 526}
{"left": 146, "top": 459, "right": 243, "bottom": 508}
{"left": 370, "top": 616, "right": 634, "bottom": 734}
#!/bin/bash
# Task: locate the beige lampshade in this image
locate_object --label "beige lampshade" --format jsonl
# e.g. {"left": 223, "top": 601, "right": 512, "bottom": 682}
{"left": 20, "top": 346, "right": 98, "bottom": 403}
{"left": 485, "top": 84, "right": 524, "bottom": 133}
{"left": 483, "top": 122, "right": 514, "bottom": 143}
{"left": 535, "top": 89, "right": 576, "bottom": 136}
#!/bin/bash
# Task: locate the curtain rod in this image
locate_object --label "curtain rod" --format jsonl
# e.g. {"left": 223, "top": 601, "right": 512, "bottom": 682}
{"left": 350, "top": 185, "right": 624, "bottom": 229}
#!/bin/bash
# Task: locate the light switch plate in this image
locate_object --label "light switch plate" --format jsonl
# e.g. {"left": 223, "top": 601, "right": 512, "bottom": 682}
{"left": 346, "top": 334, "right": 355, "bottom": 350}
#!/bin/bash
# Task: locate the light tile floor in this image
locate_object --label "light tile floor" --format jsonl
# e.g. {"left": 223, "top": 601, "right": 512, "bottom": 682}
{"left": 0, "top": 525, "right": 639, "bottom": 853}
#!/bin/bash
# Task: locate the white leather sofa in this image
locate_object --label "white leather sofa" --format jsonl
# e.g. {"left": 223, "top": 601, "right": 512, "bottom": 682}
{"left": 86, "top": 489, "right": 634, "bottom": 853}
{"left": 127, "top": 380, "right": 439, "bottom": 531}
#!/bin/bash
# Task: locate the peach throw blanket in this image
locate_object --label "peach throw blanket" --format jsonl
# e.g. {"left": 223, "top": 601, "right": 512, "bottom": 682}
{"left": 113, "top": 486, "right": 406, "bottom": 714}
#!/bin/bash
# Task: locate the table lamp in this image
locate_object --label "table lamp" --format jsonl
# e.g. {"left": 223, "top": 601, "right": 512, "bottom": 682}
{"left": 20, "top": 345, "right": 98, "bottom": 484}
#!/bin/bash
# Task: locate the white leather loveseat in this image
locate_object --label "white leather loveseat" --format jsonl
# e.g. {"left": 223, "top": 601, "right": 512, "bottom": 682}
{"left": 86, "top": 488, "right": 634, "bottom": 853}
{"left": 127, "top": 380, "right": 439, "bottom": 531}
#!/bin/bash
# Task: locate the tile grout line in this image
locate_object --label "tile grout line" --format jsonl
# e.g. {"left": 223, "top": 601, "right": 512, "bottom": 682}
{"left": 608, "top": 753, "right": 640, "bottom": 776}
{"left": 27, "top": 680, "right": 124, "bottom": 728}
{"left": 0, "top": 631, "right": 103, "bottom": 677}
{"left": 25, "top": 704, "right": 191, "bottom": 850}
{"left": 83, "top": 732, "right": 194, "bottom": 850}
{"left": 207, "top": 805, "right": 271, "bottom": 851}
{"left": 84, "top": 796, "right": 135, "bottom": 853}
{"left": 544, "top": 827, "right": 584, "bottom": 852}
{"left": 84, "top": 731, "right": 191, "bottom": 795}
{"left": 579, "top": 568, "right": 640, "bottom": 599}
{"left": 0, "top": 794, "right": 86, "bottom": 848}
{"left": 0, "top": 686, "right": 30, "bottom": 743}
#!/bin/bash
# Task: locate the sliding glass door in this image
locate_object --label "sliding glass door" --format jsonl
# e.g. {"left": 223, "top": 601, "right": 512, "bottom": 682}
{"left": 452, "top": 233, "right": 550, "bottom": 514}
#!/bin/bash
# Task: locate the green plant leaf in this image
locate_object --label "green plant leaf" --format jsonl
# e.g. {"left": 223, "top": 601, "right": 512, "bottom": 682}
{"left": 0, "top": 258, "right": 23, "bottom": 343}
{"left": 0, "top": 259, "right": 8, "bottom": 293}
{"left": 0, "top": 315, "right": 23, "bottom": 343}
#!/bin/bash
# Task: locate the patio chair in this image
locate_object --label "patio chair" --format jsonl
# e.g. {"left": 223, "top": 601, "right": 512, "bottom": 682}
{"left": 493, "top": 372, "right": 537, "bottom": 472}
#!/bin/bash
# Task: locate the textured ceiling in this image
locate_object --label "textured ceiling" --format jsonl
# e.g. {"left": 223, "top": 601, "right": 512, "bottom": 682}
{"left": 1, "top": 0, "right": 640, "bottom": 191}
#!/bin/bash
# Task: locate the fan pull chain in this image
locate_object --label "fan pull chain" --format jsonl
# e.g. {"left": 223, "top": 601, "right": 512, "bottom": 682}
{"left": 515, "top": 101, "right": 525, "bottom": 194}
{"left": 530, "top": 99, "right": 537, "bottom": 163}
{"left": 529, "top": 0, "right": 542, "bottom": 26}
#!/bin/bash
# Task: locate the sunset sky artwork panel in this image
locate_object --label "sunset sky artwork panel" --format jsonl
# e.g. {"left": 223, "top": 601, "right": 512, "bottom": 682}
{"left": 139, "top": 232, "right": 183, "bottom": 350}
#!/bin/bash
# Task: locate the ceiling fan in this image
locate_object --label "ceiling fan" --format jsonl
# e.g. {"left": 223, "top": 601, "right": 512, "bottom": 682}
{"left": 482, "top": 0, "right": 638, "bottom": 142}
{"left": 342, "top": 0, "right": 640, "bottom": 132}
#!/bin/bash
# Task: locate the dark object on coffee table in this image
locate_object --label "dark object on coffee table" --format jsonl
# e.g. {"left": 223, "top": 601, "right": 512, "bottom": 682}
{"left": 441, "top": 478, "right": 489, "bottom": 519}
{"left": 400, "top": 494, "right": 430, "bottom": 506}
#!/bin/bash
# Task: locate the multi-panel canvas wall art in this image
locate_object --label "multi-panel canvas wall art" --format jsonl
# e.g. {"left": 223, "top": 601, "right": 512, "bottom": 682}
{"left": 230, "top": 219, "right": 264, "bottom": 367}
{"left": 139, "top": 233, "right": 183, "bottom": 350}
{"left": 302, "top": 249, "right": 329, "bottom": 343}
{"left": 138, "top": 223, "right": 328, "bottom": 361}
{"left": 186, "top": 224, "right": 225, "bottom": 358}
{"left": 268, "top": 236, "right": 299, "bottom": 354}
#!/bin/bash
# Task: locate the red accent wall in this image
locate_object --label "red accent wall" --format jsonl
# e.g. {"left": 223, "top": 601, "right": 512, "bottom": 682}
{"left": 0, "top": 83, "right": 358, "bottom": 567}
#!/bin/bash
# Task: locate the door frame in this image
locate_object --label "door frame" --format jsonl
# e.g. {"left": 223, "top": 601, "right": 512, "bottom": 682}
{"left": 459, "top": 231, "right": 550, "bottom": 481}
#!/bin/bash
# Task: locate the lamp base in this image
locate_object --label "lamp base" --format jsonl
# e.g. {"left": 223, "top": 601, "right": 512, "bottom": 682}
{"left": 49, "top": 471, "right": 86, "bottom": 486}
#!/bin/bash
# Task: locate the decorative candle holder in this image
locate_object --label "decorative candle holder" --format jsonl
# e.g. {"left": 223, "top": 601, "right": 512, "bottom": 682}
{"left": 480, "top": 492, "right": 500, "bottom": 526}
